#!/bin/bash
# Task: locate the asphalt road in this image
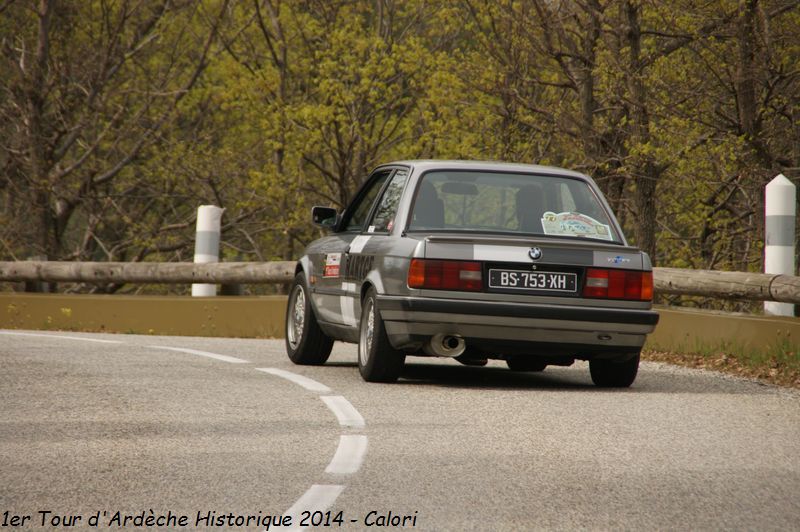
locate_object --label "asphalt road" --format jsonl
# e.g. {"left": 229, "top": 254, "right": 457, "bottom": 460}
{"left": 1, "top": 330, "right": 798, "bottom": 531}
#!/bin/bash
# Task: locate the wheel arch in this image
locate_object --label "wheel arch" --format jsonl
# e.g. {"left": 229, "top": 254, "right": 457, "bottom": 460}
{"left": 360, "top": 280, "right": 375, "bottom": 302}
{"left": 361, "top": 269, "right": 385, "bottom": 300}
{"left": 295, "top": 257, "right": 310, "bottom": 277}
{"left": 292, "top": 257, "right": 325, "bottom": 318}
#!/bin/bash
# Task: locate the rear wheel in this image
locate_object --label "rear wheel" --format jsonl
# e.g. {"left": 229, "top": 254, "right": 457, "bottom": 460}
{"left": 358, "top": 287, "right": 405, "bottom": 382}
{"left": 506, "top": 356, "right": 547, "bottom": 372}
{"left": 589, "top": 352, "right": 640, "bottom": 387}
{"left": 285, "top": 272, "right": 333, "bottom": 365}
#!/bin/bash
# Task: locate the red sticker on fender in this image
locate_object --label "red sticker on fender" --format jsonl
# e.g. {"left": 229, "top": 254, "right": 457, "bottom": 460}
{"left": 323, "top": 253, "right": 342, "bottom": 278}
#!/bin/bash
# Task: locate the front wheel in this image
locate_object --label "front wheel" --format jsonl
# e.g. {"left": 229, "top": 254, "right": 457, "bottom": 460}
{"left": 285, "top": 272, "right": 333, "bottom": 365}
{"left": 589, "top": 352, "right": 640, "bottom": 388}
{"left": 358, "top": 287, "right": 405, "bottom": 382}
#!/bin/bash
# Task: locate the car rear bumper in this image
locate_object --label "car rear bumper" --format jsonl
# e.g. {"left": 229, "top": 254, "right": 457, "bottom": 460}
{"left": 376, "top": 295, "right": 659, "bottom": 353}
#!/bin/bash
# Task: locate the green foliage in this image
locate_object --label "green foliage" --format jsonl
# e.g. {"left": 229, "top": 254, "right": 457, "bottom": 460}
{"left": 1, "top": 0, "right": 798, "bottom": 299}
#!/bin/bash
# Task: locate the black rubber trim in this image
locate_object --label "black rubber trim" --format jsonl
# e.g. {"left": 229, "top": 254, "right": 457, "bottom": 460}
{"left": 317, "top": 320, "right": 359, "bottom": 343}
{"left": 376, "top": 296, "right": 660, "bottom": 325}
{"left": 312, "top": 287, "right": 344, "bottom": 296}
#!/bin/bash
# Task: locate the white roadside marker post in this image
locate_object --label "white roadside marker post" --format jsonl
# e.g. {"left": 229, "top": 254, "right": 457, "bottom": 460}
{"left": 192, "top": 205, "right": 224, "bottom": 297}
{"left": 764, "top": 174, "right": 796, "bottom": 316}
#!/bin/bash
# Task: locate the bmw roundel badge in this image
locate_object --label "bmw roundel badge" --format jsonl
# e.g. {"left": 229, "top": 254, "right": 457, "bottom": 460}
{"left": 529, "top": 247, "right": 543, "bottom": 260}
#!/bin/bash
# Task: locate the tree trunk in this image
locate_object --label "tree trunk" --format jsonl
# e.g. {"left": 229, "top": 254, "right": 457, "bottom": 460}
{"left": 624, "top": 1, "right": 658, "bottom": 261}
{"left": 577, "top": 1, "right": 602, "bottom": 169}
{"left": 26, "top": 0, "right": 54, "bottom": 258}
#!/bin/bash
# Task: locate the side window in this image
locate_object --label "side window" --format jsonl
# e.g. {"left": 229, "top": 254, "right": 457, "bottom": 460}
{"left": 344, "top": 170, "right": 392, "bottom": 231}
{"left": 369, "top": 169, "right": 408, "bottom": 232}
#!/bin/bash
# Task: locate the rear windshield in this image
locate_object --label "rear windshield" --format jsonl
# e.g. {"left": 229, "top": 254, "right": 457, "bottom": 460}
{"left": 407, "top": 170, "right": 621, "bottom": 243}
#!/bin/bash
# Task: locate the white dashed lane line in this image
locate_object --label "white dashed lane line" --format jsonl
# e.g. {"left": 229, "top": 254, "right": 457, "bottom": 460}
{"left": 148, "top": 345, "right": 249, "bottom": 364}
{"left": 325, "top": 435, "right": 368, "bottom": 475}
{"left": 0, "top": 330, "right": 123, "bottom": 344}
{"left": 4, "top": 333, "right": 365, "bottom": 532}
{"left": 283, "top": 484, "right": 346, "bottom": 532}
{"left": 320, "top": 395, "right": 366, "bottom": 429}
{"left": 254, "top": 367, "right": 368, "bottom": 530}
{"left": 256, "top": 367, "right": 332, "bottom": 393}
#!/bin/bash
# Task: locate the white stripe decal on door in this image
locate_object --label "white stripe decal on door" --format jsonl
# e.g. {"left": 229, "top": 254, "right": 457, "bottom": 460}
{"left": 340, "top": 282, "right": 357, "bottom": 326}
{"left": 338, "top": 235, "right": 370, "bottom": 327}
{"left": 349, "top": 235, "right": 371, "bottom": 253}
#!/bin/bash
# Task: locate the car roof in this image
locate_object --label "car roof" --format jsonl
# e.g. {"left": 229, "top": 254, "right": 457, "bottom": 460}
{"left": 377, "top": 160, "right": 589, "bottom": 180}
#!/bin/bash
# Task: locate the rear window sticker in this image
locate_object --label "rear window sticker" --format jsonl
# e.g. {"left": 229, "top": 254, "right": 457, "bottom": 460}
{"left": 541, "top": 211, "right": 613, "bottom": 241}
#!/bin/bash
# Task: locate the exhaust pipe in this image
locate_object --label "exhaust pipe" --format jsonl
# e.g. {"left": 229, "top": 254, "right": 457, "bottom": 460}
{"left": 424, "top": 333, "right": 466, "bottom": 357}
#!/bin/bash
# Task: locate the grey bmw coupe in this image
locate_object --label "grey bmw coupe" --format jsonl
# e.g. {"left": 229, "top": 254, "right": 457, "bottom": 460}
{"left": 285, "top": 160, "right": 659, "bottom": 386}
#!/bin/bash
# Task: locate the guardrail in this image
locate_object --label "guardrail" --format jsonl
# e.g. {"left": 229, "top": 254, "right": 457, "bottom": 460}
{"left": 0, "top": 261, "right": 295, "bottom": 284}
{"left": 655, "top": 267, "right": 800, "bottom": 304}
{"left": 0, "top": 261, "right": 799, "bottom": 304}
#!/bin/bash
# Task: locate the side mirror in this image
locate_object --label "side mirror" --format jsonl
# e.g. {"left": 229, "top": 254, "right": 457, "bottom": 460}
{"left": 312, "top": 206, "right": 339, "bottom": 229}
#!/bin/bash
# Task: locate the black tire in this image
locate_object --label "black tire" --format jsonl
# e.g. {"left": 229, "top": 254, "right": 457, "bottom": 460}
{"left": 285, "top": 272, "right": 333, "bottom": 365}
{"left": 506, "top": 356, "right": 547, "bottom": 372}
{"left": 358, "top": 287, "right": 405, "bottom": 382}
{"left": 589, "top": 352, "right": 640, "bottom": 388}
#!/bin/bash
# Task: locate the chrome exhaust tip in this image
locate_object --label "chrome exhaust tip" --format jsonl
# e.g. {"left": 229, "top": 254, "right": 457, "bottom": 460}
{"left": 424, "top": 333, "right": 466, "bottom": 357}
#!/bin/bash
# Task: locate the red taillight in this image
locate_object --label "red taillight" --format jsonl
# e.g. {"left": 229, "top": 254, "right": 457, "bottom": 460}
{"left": 583, "top": 268, "right": 609, "bottom": 298}
{"left": 408, "top": 259, "right": 482, "bottom": 291}
{"left": 640, "top": 271, "right": 654, "bottom": 300}
{"left": 583, "top": 268, "right": 653, "bottom": 301}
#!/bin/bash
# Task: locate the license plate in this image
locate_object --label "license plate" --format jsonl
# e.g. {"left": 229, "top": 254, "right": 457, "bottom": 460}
{"left": 488, "top": 269, "right": 577, "bottom": 293}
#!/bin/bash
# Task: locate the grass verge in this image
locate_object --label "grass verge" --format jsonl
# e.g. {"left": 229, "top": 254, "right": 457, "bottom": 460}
{"left": 643, "top": 338, "right": 800, "bottom": 389}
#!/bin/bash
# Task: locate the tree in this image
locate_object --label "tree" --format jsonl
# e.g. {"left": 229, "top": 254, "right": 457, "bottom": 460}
{"left": 0, "top": 0, "right": 226, "bottom": 268}
{"left": 2, "top": 0, "right": 797, "bottom": 301}
{"left": 209, "top": 0, "right": 462, "bottom": 260}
